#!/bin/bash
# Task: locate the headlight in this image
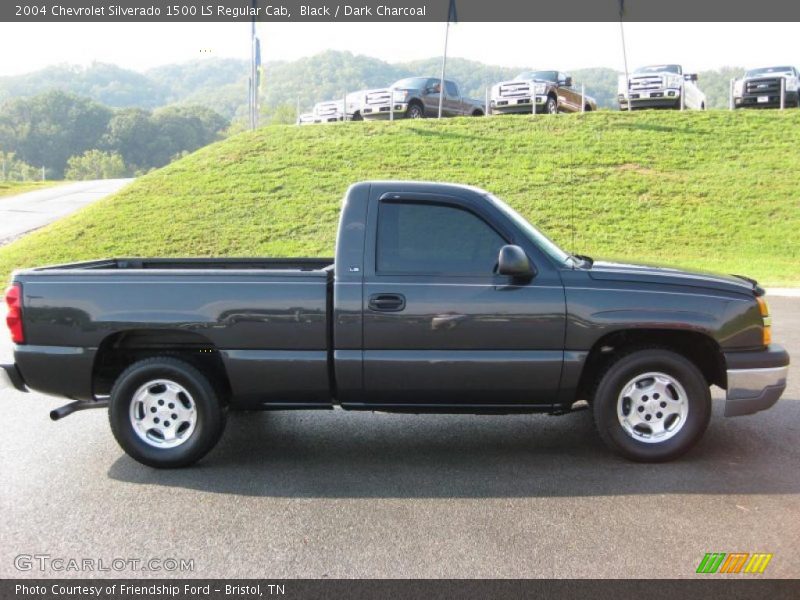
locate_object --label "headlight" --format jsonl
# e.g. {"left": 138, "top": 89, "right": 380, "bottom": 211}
{"left": 785, "top": 77, "right": 799, "bottom": 92}
{"left": 533, "top": 83, "right": 547, "bottom": 95}
{"left": 733, "top": 80, "right": 744, "bottom": 96}
{"left": 664, "top": 74, "right": 682, "bottom": 88}
{"left": 393, "top": 90, "right": 409, "bottom": 101}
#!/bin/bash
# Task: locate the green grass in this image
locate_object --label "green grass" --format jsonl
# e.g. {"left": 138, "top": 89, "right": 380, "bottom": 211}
{"left": 0, "top": 111, "right": 798, "bottom": 285}
{"left": 0, "top": 180, "right": 62, "bottom": 198}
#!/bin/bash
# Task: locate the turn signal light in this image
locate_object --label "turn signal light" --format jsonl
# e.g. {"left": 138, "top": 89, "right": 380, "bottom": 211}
{"left": 756, "top": 296, "right": 771, "bottom": 346}
{"left": 5, "top": 283, "right": 24, "bottom": 344}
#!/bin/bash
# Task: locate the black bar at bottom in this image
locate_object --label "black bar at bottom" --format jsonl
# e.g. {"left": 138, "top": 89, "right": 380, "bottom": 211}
{"left": 3, "top": 579, "right": 800, "bottom": 600}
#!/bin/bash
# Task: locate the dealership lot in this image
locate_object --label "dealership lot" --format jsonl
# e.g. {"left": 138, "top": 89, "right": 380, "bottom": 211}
{"left": 1, "top": 297, "right": 798, "bottom": 579}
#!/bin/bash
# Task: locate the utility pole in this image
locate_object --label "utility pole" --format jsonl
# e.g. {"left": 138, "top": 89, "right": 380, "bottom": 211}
{"left": 619, "top": 1, "right": 631, "bottom": 111}
{"left": 438, "top": 0, "right": 458, "bottom": 119}
{"left": 249, "top": 0, "right": 260, "bottom": 130}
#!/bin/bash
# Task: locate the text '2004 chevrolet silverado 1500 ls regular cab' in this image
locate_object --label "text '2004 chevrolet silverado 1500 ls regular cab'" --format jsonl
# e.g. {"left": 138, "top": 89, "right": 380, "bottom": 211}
{"left": 1, "top": 182, "right": 790, "bottom": 468}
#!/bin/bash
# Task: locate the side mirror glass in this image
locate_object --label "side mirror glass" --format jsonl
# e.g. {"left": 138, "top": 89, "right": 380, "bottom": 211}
{"left": 498, "top": 245, "right": 535, "bottom": 279}
{"left": 564, "top": 77, "right": 573, "bottom": 87}
{"left": 684, "top": 73, "right": 698, "bottom": 82}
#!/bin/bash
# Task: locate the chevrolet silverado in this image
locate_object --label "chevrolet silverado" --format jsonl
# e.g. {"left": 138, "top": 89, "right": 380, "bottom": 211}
{"left": 1, "top": 182, "right": 789, "bottom": 468}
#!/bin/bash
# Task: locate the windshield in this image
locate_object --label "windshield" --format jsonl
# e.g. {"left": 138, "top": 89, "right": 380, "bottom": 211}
{"left": 634, "top": 64, "right": 682, "bottom": 75}
{"left": 391, "top": 77, "right": 431, "bottom": 90}
{"left": 485, "top": 194, "right": 572, "bottom": 266}
{"left": 745, "top": 66, "right": 795, "bottom": 78}
{"left": 514, "top": 70, "right": 558, "bottom": 83}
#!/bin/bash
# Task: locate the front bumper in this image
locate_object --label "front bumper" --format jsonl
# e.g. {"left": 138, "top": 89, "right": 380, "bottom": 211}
{"left": 490, "top": 96, "right": 546, "bottom": 113}
{"left": 619, "top": 89, "right": 681, "bottom": 109}
{"left": 734, "top": 91, "right": 799, "bottom": 108}
{"left": 724, "top": 344, "right": 790, "bottom": 417}
{"left": 362, "top": 102, "right": 408, "bottom": 119}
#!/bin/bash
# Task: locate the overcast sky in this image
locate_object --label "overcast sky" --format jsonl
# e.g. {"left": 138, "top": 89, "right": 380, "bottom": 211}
{"left": 0, "top": 22, "right": 797, "bottom": 76}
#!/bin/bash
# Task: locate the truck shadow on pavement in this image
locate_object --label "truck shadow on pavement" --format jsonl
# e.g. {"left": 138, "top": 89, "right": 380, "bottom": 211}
{"left": 108, "top": 397, "right": 800, "bottom": 498}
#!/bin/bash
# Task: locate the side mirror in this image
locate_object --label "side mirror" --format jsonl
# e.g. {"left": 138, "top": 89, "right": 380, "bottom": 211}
{"left": 563, "top": 76, "right": 573, "bottom": 87}
{"left": 684, "top": 73, "right": 698, "bottom": 82}
{"left": 498, "top": 245, "right": 535, "bottom": 279}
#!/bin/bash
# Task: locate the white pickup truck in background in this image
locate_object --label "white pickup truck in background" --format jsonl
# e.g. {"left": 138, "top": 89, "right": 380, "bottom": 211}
{"left": 297, "top": 91, "right": 367, "bottom": 124}
{"left": 733, "top": 66, "right": 800, "bottom": 109}
{"left": 618, "top": 64, "right": 706, "bottom": 110}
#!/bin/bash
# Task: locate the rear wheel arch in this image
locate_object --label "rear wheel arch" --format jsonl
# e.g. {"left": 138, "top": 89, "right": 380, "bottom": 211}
{"left": 92, "top": 329, "right": 231, "bottom": 401}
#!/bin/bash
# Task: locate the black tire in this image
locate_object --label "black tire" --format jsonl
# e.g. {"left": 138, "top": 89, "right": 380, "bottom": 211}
{"left": 471, "top": 109, "right": 484, "bottom": 117}
{"left": 584, "top": 104, "right": 593, "bottom": 113}
{"left": 109, "top": 357, "right": 226, "bottom": 468}
{"left": 592, "top": 348, "right": 711, "bottom": 462}
{"left": 406, "top": 102, "right": 424, "bottom": 119}
{"left": 545, "top": 96, "right": 558, "bottom": 114}
{"left": 351, "top": 111, "right": 363, "bottom": 121}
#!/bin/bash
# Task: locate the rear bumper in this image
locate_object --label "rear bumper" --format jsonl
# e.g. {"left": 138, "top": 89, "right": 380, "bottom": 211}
{"left": 724, "top": 344, "right": 790, "bottom": 417}
{"left": 1, "top": 363, "right": 27, "bottom": 392}
{"left": 6, "top": 345, "right": 96, "bottom": 400}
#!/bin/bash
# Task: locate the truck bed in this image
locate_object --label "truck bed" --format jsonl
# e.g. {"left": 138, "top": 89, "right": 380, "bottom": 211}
{"left": 12, "top": 257, "right": 335, "bottom": 406}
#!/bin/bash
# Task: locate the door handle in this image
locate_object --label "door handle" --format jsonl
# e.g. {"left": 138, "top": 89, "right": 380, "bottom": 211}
{"left": 368, "top": 293, "right": 406, "bottom": 312}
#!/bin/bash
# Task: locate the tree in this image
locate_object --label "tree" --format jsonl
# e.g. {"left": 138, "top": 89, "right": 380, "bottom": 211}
{"left": 0, "top": 91, "right": 112, "bottom": 176}
{"left": 65, "top": 150, "right": 126, "bottom": 180}
{"left": 102, "top": 108, "right": 157, "bottom": 171}
{"left": 0, "top": 151, "right": 39, "bottom": 181}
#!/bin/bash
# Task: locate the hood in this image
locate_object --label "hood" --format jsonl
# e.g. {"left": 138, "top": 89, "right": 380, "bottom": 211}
{"left": 587, "top": 260, "right": 757, "bottom": 296}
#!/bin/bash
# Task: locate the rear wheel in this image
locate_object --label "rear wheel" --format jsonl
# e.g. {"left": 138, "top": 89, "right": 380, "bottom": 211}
{"left": 592, "top": 349, "right": 711, "bottom": 462}
{"left": 109, "top": 357, "right": 226, "bottom": 468}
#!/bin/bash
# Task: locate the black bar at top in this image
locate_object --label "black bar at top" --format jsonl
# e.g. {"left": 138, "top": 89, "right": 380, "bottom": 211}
{"left": 2, "top": 0, "right": 800, "bottom": 22}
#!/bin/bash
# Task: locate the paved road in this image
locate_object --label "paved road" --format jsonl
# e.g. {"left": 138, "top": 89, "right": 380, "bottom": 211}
{"left": 0, "top": 179, "right": 132, "bottom": 244}
{"left": 1, "top": 298, "right": 797, "bottom": 579}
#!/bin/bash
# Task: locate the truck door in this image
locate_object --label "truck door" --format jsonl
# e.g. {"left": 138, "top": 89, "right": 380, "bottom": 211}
{"left": 356, "top": 192, "right": 566, "bottom": 409}
{"left": 423, "top": 79, "right": 442, "bottom": 117}
{"left": 558, "top": 73, "right": 580, "bottom": 112}
{"left": 444, "top": 80, "right": 463, "bottom": 116}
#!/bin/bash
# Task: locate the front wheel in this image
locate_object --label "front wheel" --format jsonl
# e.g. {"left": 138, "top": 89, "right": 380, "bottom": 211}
{"left": 109, "top": 357, "right": 226, "bottom": 468}
{"left": 406, "top": 103, "right": 424, "bottom": 119}
{"left": 545, "top": 96, "right": 558, "bottom": 114}
{"left": 592, "top": 349, "right": 711, "bottom": 462}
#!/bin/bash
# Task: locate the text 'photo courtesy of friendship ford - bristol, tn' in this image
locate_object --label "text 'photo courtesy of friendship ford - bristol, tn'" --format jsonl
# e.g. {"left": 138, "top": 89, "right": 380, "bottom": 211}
{"left": 1, "top": 182, "right": 790, "bottom": 469}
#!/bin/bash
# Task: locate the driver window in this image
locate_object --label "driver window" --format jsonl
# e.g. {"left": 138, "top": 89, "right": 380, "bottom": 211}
{"left": 377, "top": 201, "right": 507, "bottom": 275}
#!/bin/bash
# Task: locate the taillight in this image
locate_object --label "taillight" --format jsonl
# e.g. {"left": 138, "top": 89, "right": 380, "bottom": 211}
{"left": 5, "top": 283, "right": 24, "bottom": 344}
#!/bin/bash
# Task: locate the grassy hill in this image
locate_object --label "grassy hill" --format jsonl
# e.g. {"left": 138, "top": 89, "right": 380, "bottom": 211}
{"left": 0, "top": 111, "right": 797, "bottom": 285}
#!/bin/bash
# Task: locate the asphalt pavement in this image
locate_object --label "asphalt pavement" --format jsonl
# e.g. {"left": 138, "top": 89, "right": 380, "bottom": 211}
{"left": 0, "top": 297, "right": 797, "bottom": 579}
{"left": 0, "top": 179, "right": 132, "bottom": 245}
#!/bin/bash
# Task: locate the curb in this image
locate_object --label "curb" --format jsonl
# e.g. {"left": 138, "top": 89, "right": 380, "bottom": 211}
{"left": 765, "top": 289, "right": 800, "bottom": 297}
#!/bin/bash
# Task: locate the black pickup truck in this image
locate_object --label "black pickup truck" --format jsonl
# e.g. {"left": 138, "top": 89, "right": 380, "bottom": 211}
{"left": 1, "top": 182, "right": 790, "bottom": 468}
